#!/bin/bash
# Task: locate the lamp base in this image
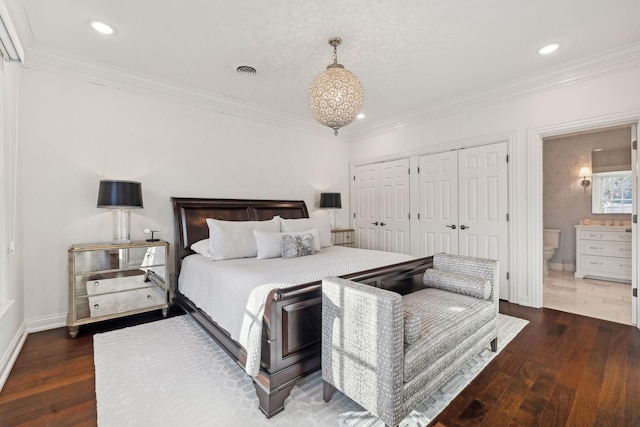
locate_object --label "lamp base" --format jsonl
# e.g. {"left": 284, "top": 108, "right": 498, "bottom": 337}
{"left": 113, "top": 208, "right": 132, "bottom": 244}
{"left": 328, "top": 209, "right": 336, "bottom": 230}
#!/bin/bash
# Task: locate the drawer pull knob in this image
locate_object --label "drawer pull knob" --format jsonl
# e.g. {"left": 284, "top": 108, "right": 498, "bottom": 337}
{"left": 147, "top": 295, "right": 152, "bottom": 299}
{"left": 94, "top": 281, "right": 100, "bottom": 286}
{"left": 94, "top": 304, "right": 99, "bottom": 309}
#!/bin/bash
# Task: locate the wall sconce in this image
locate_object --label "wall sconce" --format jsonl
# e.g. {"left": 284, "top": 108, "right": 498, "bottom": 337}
{"left": 579, "top": 166, "right": 591, "bottom": 195}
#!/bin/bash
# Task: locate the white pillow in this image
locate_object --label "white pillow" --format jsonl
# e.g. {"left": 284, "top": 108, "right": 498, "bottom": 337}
{"left": 254, "top": 228, "right": 321, "bottom": 259}
{"left": 280, "top": 216, "right": 332, "bottom": 248}
{"left": 206, "top": 216, "right": 280, "bottom": 260}
{"left": 190, "top": 238, "right": 212, "bottom": 258}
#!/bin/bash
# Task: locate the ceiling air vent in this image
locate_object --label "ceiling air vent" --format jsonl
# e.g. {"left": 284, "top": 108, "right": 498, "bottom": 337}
{"left": 236, "top": 65, "right": 257, "bottom": 75}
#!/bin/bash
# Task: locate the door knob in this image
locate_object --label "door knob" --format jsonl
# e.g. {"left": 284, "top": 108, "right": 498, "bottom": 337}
{"left": 380, "top": 222, "right": 386, "bottom": 227}
{"left": 460, "top": 225, "right": 469, "bottom": 230}
{"left": 445, "top": 224, "right": 457, "bottom": 230}
{"left": 371, "top": 222, "right": 379, "bottom": 226}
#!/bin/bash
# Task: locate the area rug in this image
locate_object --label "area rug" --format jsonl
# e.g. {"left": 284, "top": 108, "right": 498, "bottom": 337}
{"left": 94, "top": 314, "right": 528, "bottom": 426}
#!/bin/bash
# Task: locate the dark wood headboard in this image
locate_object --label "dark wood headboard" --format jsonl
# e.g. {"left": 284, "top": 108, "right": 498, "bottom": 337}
{"left": 171, "top": 198, "right": 309, "bottom": 276}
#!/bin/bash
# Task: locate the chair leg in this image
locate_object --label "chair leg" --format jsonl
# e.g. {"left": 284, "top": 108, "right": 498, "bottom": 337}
{"left": 323, "top": 380, "right": 336, "bottom": 402}
{"left": 490, "top": 337, "right": 498, "bottom": 352}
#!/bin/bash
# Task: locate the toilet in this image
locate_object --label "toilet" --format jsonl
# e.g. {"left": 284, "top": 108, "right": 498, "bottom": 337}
{"left": 543, "top": 228, "right": 561, "bottom": 275}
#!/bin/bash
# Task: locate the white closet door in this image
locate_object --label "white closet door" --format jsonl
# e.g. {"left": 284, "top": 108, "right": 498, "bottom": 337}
{"left": 418, "top": 142, "right": 509, "bottom": 299}
{"left": 458, "top": 142, "right": 509, "bottom": 296}
{"left": 354, "top": 164, "right": 380, "bottom": 250}
{"left": 418, "top": 151, "right": 458, "bottom": 256}
{"left": 458, "top": 143, "right": 508, "bottom": 258}
{"left": 379, "top": 158, "right": 411, "bottom": 253}
{"left": 353, "top": 159, "right": 411, "bottom": 253}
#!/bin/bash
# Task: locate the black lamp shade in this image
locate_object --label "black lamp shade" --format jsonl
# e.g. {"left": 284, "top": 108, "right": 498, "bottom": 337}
{"left": 97, "top": 180, "right": 143, "bottom": 208}
{"left": 319, "top": 192, "right": 342, "bottom": 209}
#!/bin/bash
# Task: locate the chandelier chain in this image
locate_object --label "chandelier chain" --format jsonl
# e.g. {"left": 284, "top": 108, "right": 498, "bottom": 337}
{"left": 333, "top": 45, "right": 338, "bottom": 65}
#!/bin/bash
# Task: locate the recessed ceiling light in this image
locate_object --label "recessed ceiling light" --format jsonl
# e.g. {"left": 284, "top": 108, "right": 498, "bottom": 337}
{"left": 90, "top": 20, "right": 115, "bottom": 35}
{"left": 538, "top": 43, "right": 560, "bottom": 55}
{"left": 357, "top": 113, "right": 366, "bottom": 119}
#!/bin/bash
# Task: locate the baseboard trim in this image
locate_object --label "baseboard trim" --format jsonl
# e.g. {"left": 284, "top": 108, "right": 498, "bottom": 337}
{"left": 0, "top": 320, "right": 27, "bottom": 391}
{"left": 26, "top": 313, "right": 67, "bottom": 333}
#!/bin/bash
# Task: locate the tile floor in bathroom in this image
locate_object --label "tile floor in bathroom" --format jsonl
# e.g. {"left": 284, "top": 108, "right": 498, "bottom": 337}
{"left": 543, "top": 269, "right": 633, "bottom": 325}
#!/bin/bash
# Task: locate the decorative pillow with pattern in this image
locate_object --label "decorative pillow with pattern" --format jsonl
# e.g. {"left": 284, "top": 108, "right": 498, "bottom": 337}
{"left": 281, "top": 233, "right": 315, "bottom": 259}
{"left": 280, "top": 216, "right": 332, "bottom": 248}
{"left": 254, "top": 228, "right": 321, "bottom": 259}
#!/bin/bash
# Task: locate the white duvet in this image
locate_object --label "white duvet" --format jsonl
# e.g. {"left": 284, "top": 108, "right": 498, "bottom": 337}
{"left": 178, "top": 246, "right": 415, "bottom": 376}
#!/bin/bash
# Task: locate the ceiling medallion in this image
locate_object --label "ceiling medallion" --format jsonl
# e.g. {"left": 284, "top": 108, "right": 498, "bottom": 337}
{"left": 309, "top": 37, "right": 364, "bottom": 136}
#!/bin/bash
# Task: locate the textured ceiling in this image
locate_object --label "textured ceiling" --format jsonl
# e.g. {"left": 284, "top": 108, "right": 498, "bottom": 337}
{"left": 12, "top": 0, "right": 640, "bottom": 133}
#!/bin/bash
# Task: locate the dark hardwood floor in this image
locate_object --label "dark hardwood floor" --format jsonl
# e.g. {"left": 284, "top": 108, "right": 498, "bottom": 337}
{"left": 0, "top": 302, "right": 638, "bottom": 426}
{"left": 435, "top": 302, "right": 640, "bottom": 427}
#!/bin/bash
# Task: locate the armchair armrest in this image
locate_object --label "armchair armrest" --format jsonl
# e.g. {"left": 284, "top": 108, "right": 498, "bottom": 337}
{"left": 322, "top": 277, "right": 404, "bottom": 423}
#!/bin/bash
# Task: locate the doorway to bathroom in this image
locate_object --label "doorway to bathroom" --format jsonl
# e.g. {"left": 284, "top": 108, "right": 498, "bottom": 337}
{"left": 542, "top": 125, "right": 634, "bottom": 325}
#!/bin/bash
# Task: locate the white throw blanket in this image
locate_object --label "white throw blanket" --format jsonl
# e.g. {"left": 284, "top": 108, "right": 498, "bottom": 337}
{"left": 178, "top": 247, "right": 415, "bottom": 376}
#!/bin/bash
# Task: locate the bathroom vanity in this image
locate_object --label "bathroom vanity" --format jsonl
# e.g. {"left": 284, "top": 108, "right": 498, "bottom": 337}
{"left": 574, "top": 224, "right": 632, "bottom": 282}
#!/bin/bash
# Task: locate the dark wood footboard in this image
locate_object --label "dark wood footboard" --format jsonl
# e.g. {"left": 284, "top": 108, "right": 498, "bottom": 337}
{"left": 172, "top": 256, "right": 433, "bottom": 418}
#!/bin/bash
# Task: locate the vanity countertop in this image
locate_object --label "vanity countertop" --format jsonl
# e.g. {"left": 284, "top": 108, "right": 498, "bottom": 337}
{"left": 574, "top": 225, "right": 631, "bottom": 232}
{"left": 575, "top": 220, "right": 631, "bottom": 229}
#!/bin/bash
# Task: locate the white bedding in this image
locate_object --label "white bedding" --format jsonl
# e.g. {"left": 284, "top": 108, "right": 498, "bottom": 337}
{"left": 178, "top": 246, "right": 415, "bottom": 376}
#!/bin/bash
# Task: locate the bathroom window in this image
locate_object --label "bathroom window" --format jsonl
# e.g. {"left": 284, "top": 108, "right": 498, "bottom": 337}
{"left": 592, "top": 171, "right": 633, "bottom": 213}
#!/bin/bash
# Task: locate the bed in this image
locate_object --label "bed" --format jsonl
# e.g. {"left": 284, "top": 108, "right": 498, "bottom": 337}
{"left": 171, "top": 197, "right": 433, "bottom": 417}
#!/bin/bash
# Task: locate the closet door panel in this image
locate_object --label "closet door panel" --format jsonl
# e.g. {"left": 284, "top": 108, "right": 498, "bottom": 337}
{"left": 418, "top": 151, "right": 458, "bottom": 256}
{"left": 354, "top": 164, "right": 380, "bottom": 250}
{"left": 380, "top": 158, "right": 410, "bottom": 253}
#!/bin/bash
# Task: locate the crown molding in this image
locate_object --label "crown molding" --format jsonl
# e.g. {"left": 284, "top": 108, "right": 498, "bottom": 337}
{"left": 21, "top": 42, "right": 640, "bottom": 142}
{"left": 352, "top": 42, "right": 640, "bottom": 140}
{"left": 22, "top": 46, "right": 337, "bottom": 138}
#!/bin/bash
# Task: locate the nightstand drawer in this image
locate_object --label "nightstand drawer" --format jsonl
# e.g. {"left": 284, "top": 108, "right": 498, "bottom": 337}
{"left": 331, "top": 228, "right": 355, "bottom": 247}
{"left": 87, "top": 287, "right": 166, "bottom": 318}
{"left": 85, "top": 274, "right": 154, "bottom": 296}
{"left": 73, "top": 245, "right": 166, "bottom": 274}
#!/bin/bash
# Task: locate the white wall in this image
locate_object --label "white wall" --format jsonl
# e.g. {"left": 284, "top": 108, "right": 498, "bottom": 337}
{"left": 349, "top": 62, "right": 640, "bottom": 307}
{"left": 19, "top": 67, "right": 351, "bottom": 329}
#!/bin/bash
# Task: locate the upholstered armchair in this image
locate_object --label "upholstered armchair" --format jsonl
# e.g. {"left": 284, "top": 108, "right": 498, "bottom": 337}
{"left": 322, "top": 253, "right": 499, "bottom": 427}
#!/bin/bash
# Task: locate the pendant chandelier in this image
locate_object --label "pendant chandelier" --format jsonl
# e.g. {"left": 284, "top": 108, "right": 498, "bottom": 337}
{"left": 309, "top": 37, "right": 364, "bottom": 136}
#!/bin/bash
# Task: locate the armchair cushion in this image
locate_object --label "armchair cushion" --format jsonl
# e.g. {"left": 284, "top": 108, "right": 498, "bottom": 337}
{"left": 423, "top": 268, "right": 491, "bottom": 300}
{"left": 402, "top": 288, "right": 494, "bottom": 382}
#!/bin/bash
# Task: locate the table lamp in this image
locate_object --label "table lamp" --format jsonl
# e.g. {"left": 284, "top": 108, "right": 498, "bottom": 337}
{"left": 97, "top": 180, "right": 143, "bottom": 243}
{"left": 319, "top": 192, "right": 342, "bottom": 230}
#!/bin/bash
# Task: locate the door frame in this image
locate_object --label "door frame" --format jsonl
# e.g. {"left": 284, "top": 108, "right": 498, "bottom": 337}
{"left": 528, "top": 110, "right": 640, "bottom": 327}
{"left": 350, "top": 131, "right": 516, "bottom": 302}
